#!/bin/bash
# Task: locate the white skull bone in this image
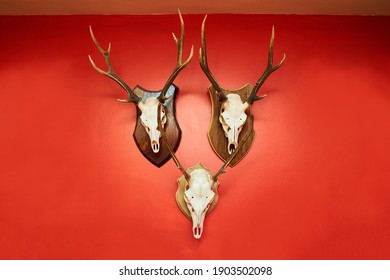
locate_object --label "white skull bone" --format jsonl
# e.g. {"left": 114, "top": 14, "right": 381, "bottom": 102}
{"left": 183, "top": 167, "right": 216, "bottom": 239}
{"left": 219, "top": 94, "right": 249, "bottom": 154}
{"left": 138, "top": 97, "right": 167, "bottom": 153}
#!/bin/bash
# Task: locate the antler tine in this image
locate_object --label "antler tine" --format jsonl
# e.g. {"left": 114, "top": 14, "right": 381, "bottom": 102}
{"left": 158, "top": 10, "right": 194, "bottom": 104}
{"left": 157, "top": 103, "right": 191, "bottom": 181}
{"left": 213, "top": 128, "right": 252, "bottom": 182}
{"left": 88, "top": 25, "right": 140, "bottom": 104}
{"left": 246, "top": 26, "right": 286, "bottom": 105}
{"left": 199, "top": 15, "right": 227, "bottom": 102}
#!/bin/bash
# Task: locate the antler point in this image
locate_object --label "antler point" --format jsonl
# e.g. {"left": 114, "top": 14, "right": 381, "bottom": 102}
{"left": 202, "top": 14, "right": 208, "bottom": 27}
{"left": 189, "top": 45, "right": 194, "bottom": 57}
{"left": 172, "top": 32, "right": 178, "bottom": 43}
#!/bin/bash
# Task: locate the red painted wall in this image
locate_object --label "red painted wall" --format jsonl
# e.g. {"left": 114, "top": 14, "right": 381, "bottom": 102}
{"left": 0, "top": 14, "right": 389, "bottom": 259}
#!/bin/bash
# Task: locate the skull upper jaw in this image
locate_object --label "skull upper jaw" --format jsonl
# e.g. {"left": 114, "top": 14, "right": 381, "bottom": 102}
{"left": 219, "top": 94, "right": 249, "bottom": 155}
{"left": 138, "top": 97, "right": 167, "bottom": 153}
{"left": 185, "top": 194, "right": 215, "bottom": 239}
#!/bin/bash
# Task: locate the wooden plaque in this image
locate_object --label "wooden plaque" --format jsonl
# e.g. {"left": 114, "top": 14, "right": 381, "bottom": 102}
{"left": 207, "top": 83, "right": 255, "bottom": 167}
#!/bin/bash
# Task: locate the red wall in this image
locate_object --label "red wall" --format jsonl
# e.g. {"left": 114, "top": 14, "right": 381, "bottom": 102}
{"left": 0, "top": 14, "right": 389, "bottom": 260}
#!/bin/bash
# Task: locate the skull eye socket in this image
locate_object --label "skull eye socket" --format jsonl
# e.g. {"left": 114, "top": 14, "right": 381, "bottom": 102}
{"left": 140, "top": 120, "right": 151, "bottom": 132}
{"left": 221, "top": 108, "right": 225, "bottom": 113}
{"left": 161, "top": 113, "right": 167, "bottom": 124}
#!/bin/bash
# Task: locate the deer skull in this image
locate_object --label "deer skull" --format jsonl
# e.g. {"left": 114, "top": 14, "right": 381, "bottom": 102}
{"left": 183, "top": 167, "right": 216, "bottom": 239}
{"left": 138, "top": 97, "right": 167, "bottom": 153}
{"left": 219, "top": 94, "right": 249, "bottom": 154}
{"left": 88, "top": 10, "right": 193, "bottom": 157}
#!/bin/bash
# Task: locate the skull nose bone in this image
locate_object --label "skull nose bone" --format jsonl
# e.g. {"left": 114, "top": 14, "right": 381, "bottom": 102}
{"left": 228, "top": 143, "right": 237, "bottom": 154}
{"left": 193, "top": 225, "right": 203, "bottom": 239}
{"left": 151, "top": 141, "right": 160, "bottom": 153}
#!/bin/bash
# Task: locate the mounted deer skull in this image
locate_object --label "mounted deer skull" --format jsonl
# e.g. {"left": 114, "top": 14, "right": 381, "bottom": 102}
{"left": 199, "top": 15, "right": 286, "bottom": 165}
{"left": 88, "top": 11, "right": 193, "bottom": 166}
{"left": 157, "top": 104, "right": 251, "bottom": 239}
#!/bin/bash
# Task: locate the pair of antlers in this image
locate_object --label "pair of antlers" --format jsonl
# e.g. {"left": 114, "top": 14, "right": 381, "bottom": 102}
{"left": 89, "top": 11, "right": 194, "bottom": 105}
{"left": 199, "top": 16, "right": 286, "bottom": 104}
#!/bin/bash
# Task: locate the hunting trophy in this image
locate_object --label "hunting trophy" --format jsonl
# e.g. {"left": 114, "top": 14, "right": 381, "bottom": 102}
{"left": 157, "top": 103, "right": 252, "bottom": 239}
{"left": 88, "top": 11, "right": 193, "bottom": 167}
{"left": 200, "top": 15, "right": 286, "bottom": 166}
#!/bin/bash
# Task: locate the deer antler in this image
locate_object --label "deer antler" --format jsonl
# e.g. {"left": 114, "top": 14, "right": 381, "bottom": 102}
{"left": 158, "top": 10, "right": 194, "bottom": 104}
{"left": 88, "top": 26, "right": 141, "bottom": 104}
{"left": 199, "top": 15, "right": 227, "bottom": 102}
{"left": 157, "top": 103, "right": 190, "bottom": 180}
{"left": 212, "top": 129, "right": 252, "bottom": 182}
{"left": 246, "top": 26, "right": 286, "bottom": 105}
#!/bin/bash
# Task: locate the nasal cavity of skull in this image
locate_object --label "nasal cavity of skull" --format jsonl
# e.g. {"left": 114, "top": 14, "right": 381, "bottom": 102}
{"left": 152, "top": 141, "right": 159, "bottom": 151}
{"left": 194, "top": 227, "right": 202, "bottom": 237}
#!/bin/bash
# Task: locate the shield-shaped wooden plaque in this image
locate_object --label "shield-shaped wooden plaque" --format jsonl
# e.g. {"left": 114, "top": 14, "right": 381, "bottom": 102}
{"left": 208, "top": 83, "right": 256, "bottom": 167}
{"left": 132, "top": 84, "right": 181, "bottom": 167}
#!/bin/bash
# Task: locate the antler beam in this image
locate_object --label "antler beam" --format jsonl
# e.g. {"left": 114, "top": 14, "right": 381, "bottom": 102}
{"left": 88, "top": 26, "right": 141, "bottom": 104}
{"left": 157, "top": 103, "right": 190, "bottom": 180}
{"left": 246, "top": 26, "right": 286, "bottom": 105}
{"left": 212, "top": 128, "right": 253, "bottom": 182}
{"left": 199, "top": 15, "right": 227, "bottom": 102}
{"left": 159, "top": 10, "right": 194, "bottom": 104}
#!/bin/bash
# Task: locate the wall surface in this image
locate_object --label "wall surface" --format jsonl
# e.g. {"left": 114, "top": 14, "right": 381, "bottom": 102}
{"left": 1, "top": 0, "right": 390, "bottom": 15}
{"left": 0, "top": 14, "right": 389, "bottom": 260}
